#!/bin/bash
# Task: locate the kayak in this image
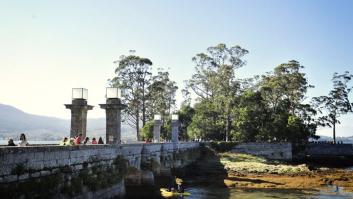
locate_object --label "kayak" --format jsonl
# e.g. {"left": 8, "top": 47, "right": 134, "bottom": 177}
{"left": 160, "top": 188, "right": 191, "bottom": 197}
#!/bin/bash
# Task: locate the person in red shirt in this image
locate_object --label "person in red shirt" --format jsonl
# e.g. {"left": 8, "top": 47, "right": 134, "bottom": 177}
{"left": 74, "top": 134, "right": 82, "bottom": 145}
{"left": 91, "top": 137, "right": 97, "bottom": 144}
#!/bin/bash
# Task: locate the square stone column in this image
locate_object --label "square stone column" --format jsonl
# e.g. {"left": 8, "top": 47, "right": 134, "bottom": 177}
{"left": 171, "top": 116, "right": 179, "bottom": 144}
{"left": 65, "top": 99, "right": 93, "bottom": 138}
{"left": 153, "top": 120, "right": 162, "bottom": 143}
{"left": 99, "top": 98, "right": 126, "bottom": 144}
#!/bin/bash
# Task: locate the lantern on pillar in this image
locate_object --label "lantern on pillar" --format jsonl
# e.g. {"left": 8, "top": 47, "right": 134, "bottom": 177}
{"left": 72, "top": 88, "right": 88, "bottom": 100}
{"left": 65, "top": 88, "right": 93, "bottom": 139}
{"left": 106, "top": 87, "right": 121, "bottom": 99}
{"left": 171, "top": 114, "right": 179, "bottom": 144}
{"left": 153, "top": 114, "right": 162, "bottom": 143}
{"left": 99, "top": 87, "right": 126, "bottom": 144}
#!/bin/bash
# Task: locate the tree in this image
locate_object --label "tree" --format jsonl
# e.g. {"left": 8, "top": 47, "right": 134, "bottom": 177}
{"left": 312, "top": 71, "right": 353, "bottom": 143}
{"left": 146, "top": 69, "right": 178, "bottom": 121}
{"left": 186, "top": 43, "right": 249, "bottom": 141}
{"left": 141, "top": 120, "right": 154, "bottom": 141}
{"left": 259, "top": 60, "right": 313, "bottom": 115}
{"left": 232, "top": 90, "right": 269, "bottom": 142}
{"left": 110, "top": 54, "right": 152, "bottom": 141}
{"left": 177, "top": 104, "right": 195, "bottom": 141}
{"left": 187, "top": 99, "right": 224, "bottom": 140}
{"left": 253, "top": 60, "right": 316, "bottom": 142}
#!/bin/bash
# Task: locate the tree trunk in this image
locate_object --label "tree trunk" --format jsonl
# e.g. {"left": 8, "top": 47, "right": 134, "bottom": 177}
{"left": 136, "top": 111, "right": 140, "bottom": 141}
{"left": 225, "top": 109, "right": 231, "bottom": 142}
{"left": 142, "top": 100, "right": 146, "bottom": 127}
{"left": 333, "top": 119, "right": 336, "bottom": 144}
{"left": 142, "top": 83, "right": 146, "bottom": 127}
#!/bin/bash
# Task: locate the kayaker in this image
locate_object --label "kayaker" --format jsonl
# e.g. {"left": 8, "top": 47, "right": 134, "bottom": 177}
{"left": 176, "top": 177, "right": 184, "bottom": 193}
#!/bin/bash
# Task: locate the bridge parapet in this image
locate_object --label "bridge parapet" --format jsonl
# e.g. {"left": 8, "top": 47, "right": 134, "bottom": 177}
{"left": 0, "top": 142, "right": 200, "bottom": 199}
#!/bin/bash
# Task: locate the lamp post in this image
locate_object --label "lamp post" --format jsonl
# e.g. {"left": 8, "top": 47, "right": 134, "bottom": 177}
{"left": 153, "top": 114, "right": 162, "bottom": 143}
{"left": 99, "top": 87, "right": 126, "bottom": 144}
{"left": 65, "top": 88, "right": 93, "bottom": 139}
{"left": 171, "top": 114, "right": 179, "bottom": 144}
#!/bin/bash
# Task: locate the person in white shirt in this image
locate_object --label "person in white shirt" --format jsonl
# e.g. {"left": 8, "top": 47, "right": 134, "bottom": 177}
{"left": 18, "top": 133, "right": 29, "bottom": 147}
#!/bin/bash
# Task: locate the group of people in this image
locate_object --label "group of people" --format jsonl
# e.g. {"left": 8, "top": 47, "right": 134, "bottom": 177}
{"left": 311, "top": 141, "right": 345, "bottom": 144}
{"left": 7, "top": 133, "right": 29, "bottom": 147}
{"left": 59, "top": 134, "right": 104, "bottom": 146}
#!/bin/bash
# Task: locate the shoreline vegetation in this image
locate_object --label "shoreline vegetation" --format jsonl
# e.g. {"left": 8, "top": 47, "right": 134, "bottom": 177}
{"left": 220, "top": 152, "right": 353, "bottom": 192}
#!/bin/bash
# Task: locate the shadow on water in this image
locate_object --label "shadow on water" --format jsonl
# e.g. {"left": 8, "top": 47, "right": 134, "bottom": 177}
{"left": 124, "top": 146, "right": 230, "bottom": 199}
{"left": 123, "top": 147, "right": 353, "bottom": 199}
{"left": 170, "top": 146, "right": 231, "bottom": 199}
{"left": 226, "top": 177, "right": 284, "bottom": 186}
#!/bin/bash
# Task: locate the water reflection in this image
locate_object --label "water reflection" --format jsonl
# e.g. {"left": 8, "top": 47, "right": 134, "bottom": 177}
{"left": 182, "top": 185, "right": 353, "bottom": 199}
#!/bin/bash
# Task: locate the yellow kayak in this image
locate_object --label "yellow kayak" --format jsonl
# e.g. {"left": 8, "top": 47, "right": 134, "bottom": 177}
{"left": 160, "top": 188, "right": 191, "bottom": 198}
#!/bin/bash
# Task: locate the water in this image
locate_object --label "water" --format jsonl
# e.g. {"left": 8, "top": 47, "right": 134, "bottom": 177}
{"left": 178, "top": 185, "right": 353, "bottom": 199}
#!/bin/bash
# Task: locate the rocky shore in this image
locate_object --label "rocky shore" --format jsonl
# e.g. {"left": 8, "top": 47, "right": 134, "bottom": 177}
{"left": 220, "top": 152, "right": 353, "bottom": 192}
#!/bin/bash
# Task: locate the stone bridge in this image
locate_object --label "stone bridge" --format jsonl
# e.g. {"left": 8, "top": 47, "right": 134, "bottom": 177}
{"left": 0, "top": 142, "right": 200, "bottom": 199}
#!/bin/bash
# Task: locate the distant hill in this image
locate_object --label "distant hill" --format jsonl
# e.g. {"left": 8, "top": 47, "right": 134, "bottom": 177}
{"left": 0, "top": 104, "right": 136, "bottom": 141}
{"left": 312, "top": 135, "right": 353, "bottom": 144}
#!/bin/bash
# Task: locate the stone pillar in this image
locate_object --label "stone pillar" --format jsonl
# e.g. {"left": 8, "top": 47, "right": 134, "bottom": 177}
{"left": 65, "top": 99, "right": 93, "bottom": 138}
{"left": 171, "top": 119, "right": 179, "bottom": 144}
{"left": 99, "top": 98, "right": 126, "bottom": 144}
{"left": 153, "top": 120, "right": 162, "bottom": 143}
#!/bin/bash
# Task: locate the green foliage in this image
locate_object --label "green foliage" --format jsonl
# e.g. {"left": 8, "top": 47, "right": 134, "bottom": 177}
{"left": 312, "top": 71, "right": 353, "bottom": 143}
{"left": 111, "top": 55, "right": 178, "bottom": 141}
{"left": 209, "top": 141, "right": 238, "bottom": 152}
{"left": 161, "top": 117, "right": 172, "bottom": 141}
{"left": 186, "top": 43, "right": 249, "bottom": 141}
{"left": 141, "top": 120, "right": 154, "bottom": 140}
{"left": 177, "top": 104, "right": 195, "bottom": 140}
{"left": 146, "top": 69, "right": 178, "bottom": 120}
{"left": 111, "top": 54, "right": 153, "bottom": 140}
{"left": 186, "top": 52, "right": 317, "bottom": 143}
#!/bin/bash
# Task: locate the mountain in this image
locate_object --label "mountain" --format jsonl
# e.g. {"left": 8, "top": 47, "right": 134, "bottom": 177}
{"left": 312, "top": 135, "right": 353, "bottom": 144}
{"left": 0, "top": 104, "right": 135, "bottom": 141}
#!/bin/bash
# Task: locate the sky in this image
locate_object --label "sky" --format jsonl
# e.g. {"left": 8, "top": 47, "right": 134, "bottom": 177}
{"left": 1, "top": 0, "right": 353, "bottom": 137}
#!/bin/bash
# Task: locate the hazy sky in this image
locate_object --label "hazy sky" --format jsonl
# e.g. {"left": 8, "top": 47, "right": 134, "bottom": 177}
{"left": 1, "top": 0, "right": 353, "bottom": 137}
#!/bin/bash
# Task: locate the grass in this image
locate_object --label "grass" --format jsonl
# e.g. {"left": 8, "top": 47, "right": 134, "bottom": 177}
{"left": 219, "top": 152, "right": 310, "bottom": 174}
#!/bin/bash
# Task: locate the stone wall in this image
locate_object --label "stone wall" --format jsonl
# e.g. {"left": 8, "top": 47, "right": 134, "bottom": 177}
{"left": 0, "top": 142, "right": 200, "bottom": 199}
{"left": 305, "top": 143, "right": 353, "bottom": 157}
{"left": 232, "top": 142, "right": 292, "bottom": 160}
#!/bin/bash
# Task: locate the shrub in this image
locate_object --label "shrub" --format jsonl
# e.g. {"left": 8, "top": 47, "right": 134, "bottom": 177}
{"left": 209, "top": 141, "right": 238, "bottom": 152}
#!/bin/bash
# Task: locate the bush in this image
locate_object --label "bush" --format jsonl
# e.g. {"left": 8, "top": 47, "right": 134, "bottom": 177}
{"left": 209, "top": 141, "right": 238, "bottom": 152}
